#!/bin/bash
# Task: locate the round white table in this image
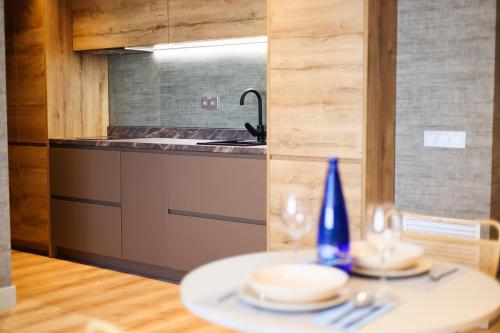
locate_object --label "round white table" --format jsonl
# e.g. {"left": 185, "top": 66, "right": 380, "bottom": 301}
{"left": 181, "top": 250, "right": 500, "bottom": 333}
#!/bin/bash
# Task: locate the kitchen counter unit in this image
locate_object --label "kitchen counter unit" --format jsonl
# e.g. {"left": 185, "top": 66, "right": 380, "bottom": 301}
{"left": 49, "top": 137, "right": 266, "bottom": 156}
{"left": 49, "top": 129, "right": 267, "bottom": 281}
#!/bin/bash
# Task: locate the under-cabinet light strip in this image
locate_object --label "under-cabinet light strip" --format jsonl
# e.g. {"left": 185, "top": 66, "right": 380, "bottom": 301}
{"left": 125, "top": 36, "right": 267, "bottom": 53}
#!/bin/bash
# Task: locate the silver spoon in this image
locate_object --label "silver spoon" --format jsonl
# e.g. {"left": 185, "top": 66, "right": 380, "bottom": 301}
{"left": 329, "top": 291, "right": 374, "bottom": 324}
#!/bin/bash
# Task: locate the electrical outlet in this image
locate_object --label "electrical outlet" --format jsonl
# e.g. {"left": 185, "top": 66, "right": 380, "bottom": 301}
{"left": 201, "top": 96, "right": 219, "bottom": 110}
{"left": 424, "top": 130, "right": 466, "bottom": 148}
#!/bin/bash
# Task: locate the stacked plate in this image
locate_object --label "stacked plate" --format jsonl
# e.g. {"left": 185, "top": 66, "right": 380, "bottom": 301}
{"left": 350, "top": 241, "right": 431, "bottom": 278}
{"left": 239, "top": 264, "right": 350, "bottom": 312}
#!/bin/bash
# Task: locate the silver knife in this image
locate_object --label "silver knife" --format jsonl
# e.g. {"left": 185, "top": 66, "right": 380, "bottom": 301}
{"left": 343, "top": 304, "right": 385, "bottom": 329}
{"left": 430, "top": 267, "right": 459, "bottom": 282}
{"left": 211, "top": 289, "right": 238, "bottom": 305}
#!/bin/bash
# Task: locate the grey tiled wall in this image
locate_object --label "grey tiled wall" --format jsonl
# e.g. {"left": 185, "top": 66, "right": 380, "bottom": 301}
{"left": 395, "top": 0, "right": 497, "bottom": 219}
{"left": 109, "top": 44, "right": 267, "bottom": 128}
{"left": 0, "top": 0, "right": 12, "bottom": 288}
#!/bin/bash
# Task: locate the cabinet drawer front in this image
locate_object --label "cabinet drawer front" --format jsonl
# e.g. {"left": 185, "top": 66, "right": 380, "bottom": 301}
{"left": 169, "top": 155, "right": 266, "bottom": 221}
{"left": 168, "top": 214, "right": 266, "bottom": 271}
{"left": 52, "top": 199, "right": 121, "bottom": 258}
{"left": 50, "top": 148, "right": 121, "bottom": 203}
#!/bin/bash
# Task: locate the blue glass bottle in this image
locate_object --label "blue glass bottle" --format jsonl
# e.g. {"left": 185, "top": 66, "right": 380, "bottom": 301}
{"left": 317, "top": 157, "right": 351, "bottom": 270}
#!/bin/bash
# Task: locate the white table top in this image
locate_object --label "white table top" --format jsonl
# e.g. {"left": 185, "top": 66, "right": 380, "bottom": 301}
{"left": 181, "top": 250, "right": 500, "bottom": 333}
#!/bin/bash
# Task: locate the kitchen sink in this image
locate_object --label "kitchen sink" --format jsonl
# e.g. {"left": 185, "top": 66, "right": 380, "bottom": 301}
{"left": 197, "top": 140, "right": 266, "bottom": 147}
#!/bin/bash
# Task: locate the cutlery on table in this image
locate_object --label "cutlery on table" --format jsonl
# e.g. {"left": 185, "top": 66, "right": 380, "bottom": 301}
{"left": 341, "top": 301, "right": 396, "bottom": 331}
{"left": 210, "top": 288, "right": 238, "bottom": 305}
{"left": 429, "top": 267, "right": 459, "bottom": 282}
{"left": 328, "top": 291, "right": 374, "bottom": 324}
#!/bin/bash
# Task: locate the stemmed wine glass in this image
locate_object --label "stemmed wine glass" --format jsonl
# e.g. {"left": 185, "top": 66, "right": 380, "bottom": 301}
{"left": 280, "top": 193, "right": 312, "bottom": 262}
{"left": 365, "top": 203, "right": 402, "bottom": 299}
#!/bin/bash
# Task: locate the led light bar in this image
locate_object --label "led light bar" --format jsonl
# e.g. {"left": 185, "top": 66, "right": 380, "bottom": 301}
{"left": 125, "top": 36, "right": 267, "bottom": 53}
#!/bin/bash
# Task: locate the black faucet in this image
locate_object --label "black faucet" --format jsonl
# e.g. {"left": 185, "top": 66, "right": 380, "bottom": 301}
{"left": 240, "top": 88, "right": 266, "bottom": 143}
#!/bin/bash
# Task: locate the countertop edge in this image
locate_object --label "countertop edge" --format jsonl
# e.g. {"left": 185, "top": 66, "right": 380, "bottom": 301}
{"left": 49, "top": 139, "right": 267, "bottom": 156}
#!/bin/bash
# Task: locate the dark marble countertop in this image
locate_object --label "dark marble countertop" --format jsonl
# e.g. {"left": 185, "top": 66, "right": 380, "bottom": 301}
{"left": 49, "top": 127, "right": 267, "bottom": 156}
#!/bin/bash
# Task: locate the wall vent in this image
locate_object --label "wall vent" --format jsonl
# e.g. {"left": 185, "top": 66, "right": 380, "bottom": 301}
{"left": 402, "top": 216, "right": 481, "bottom": 240}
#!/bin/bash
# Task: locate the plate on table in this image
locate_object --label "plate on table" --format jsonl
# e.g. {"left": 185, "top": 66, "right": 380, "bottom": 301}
{"left": 238, "top": 285, "right": 352, "bottom": 312}
{"left": 248, "top": 263, "right": 349, "bottom": 303}
{"left": 351, "top": 257, "right": 433, "bottom": 279}
{"left": 350, "top": 241, "right": 424, "bottom": 270}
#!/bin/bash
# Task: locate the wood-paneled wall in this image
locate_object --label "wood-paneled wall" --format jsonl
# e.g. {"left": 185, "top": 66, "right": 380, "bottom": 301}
{"left": 267, "top": 0, "right": 397, "bottom": 250}
{"left": 5, "top": 0, "right": 109, "bottom": 254}
{"left": 363, "top": 0, "right": 397, "bottom": 210}
{"left": 268, "top": 0, "right": 365, "bottom": 250}
{"left": 7, "top": 0, "right": 47, "bottom": 143}
{"left": 45, "top": 0, "right": 108, "bottom": 138}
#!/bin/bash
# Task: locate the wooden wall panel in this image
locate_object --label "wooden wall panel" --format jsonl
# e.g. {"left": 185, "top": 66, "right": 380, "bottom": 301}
{"left": 168, "top": 0, "right": 266, "bottom": 43}
{"left": 268, "top": 158, "right": 361, "bottom": 250}
{"left": 268, "top": 0, "right": 364, "bottom": 159}
{"left": 363, "top": 0, "right": 397, "bottom": 209}
{"left": 72, "top": 0, "right": 169, "bottom": 50}
{"left": 5, "top": 0, "right": 110, "bottom": 255}
{"left": 268, "top": 0, "right": 366, "bottom": 250}
{"left": 13, "top": 0, "right": 47, "bottom": 143}
{"left": 46, "top": 0, "right": 108, "bottom": 138}
{"left": 5, "top": 0, "right": 18, "bottom": 142}
{"left": 8, "top": 146, "right": 49, "bottom": 252}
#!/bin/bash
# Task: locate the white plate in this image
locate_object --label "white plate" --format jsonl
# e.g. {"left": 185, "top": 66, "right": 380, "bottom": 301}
{"left": 351, "top": 241, "right": 424, "bottom": 270}
{"left": 351, "top": 257, "right": 433, "bottom": 278}
{"left": 238, "top": 285, "right": 352, "bottom": 312}
{"left": 248, "top": 263, "right": 349, "bottom": 303}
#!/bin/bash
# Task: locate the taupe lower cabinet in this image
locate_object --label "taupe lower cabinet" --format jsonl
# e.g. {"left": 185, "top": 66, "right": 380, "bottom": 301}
{"left": 50, "top": 147, "right": 266, "bottom": 278}
{"left": 121, "top": 152, "right": 169, "bottom": 267}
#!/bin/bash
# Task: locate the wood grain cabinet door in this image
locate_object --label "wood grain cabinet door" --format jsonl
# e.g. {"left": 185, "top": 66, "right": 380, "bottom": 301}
{"left": 8, "top": 145, "right": 50, "bottom": 252}
{"left": 121, "top": 152, "right": 169, "bottom": 267}
{"left": 72, "top": 0, "right": 169, "bottom": 50}
{"left": 168, "top": 0, "right": 266, "bottom": 43}
{"left": 12, "top": 0, "right": 48, "bottom": 143}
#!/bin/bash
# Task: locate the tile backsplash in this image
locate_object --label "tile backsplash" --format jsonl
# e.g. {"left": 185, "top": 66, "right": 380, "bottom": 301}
{"left": 108, "top": 43, "right": 267, "bottom": 128}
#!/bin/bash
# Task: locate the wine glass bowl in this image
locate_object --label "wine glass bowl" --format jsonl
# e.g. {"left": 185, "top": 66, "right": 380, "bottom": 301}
{"left": 280, "top": 194, "right": 312, "bottom": 260}
{"left": 365, "top": 203, "right": 403, "bottom": 298}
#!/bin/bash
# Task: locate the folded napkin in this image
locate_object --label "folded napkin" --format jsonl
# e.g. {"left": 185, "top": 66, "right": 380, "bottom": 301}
{"left": 313, "top": 299, "right": 396, "bottom": 332}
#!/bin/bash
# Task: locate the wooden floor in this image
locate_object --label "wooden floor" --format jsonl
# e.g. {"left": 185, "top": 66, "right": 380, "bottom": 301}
{"left": 0, "top": 251, "right": 234, "bottom": 333}
{"left": 1, "top": 251, "right": 498, "bottom": 333}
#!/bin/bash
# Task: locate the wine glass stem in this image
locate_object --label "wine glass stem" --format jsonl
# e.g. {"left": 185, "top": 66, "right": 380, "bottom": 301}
{"left": 293, "top": 238, "right": 300, "bottom": 263}
{"left": 379, "top": 250, "right": 389, "bottom": 299}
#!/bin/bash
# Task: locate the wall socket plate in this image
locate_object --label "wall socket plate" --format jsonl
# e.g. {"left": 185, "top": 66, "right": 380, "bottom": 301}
{"left": 424, "top": 130, "right": 466, "bottom": 149}
{"left": 201, "top": 96, "right": 219, "bottom": 110}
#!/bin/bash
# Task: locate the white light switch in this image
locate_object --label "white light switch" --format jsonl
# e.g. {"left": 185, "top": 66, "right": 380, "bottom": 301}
{"left": 424, "top": 130, "right": 466, "bottom": 149}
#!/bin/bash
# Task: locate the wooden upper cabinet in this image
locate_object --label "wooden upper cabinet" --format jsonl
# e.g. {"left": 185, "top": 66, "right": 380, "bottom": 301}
{"left": 268, "top": 0, "right": 364, "bottom": 159}
{"left": 168, "top": 0, "right": 266, "bottom": 43}
{"left": 72, "top": 0, "right": 169, "bottom": 50}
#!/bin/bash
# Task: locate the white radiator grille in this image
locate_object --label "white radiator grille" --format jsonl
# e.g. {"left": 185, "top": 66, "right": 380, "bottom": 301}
{"left": 402, "top": 217, "right": 481, "bottom": 240}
